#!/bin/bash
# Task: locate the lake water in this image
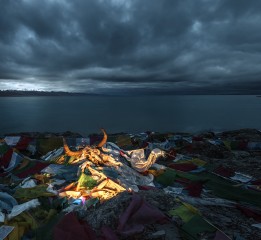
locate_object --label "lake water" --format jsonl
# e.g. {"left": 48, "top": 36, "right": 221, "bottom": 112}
{"left": 0, "top": 95, "right": 261, "bottom": 136}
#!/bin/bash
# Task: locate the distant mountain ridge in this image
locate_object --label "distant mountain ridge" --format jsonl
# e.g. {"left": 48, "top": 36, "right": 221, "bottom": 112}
{"left": 0, "top": 90, "right": 88, "bottom": 97}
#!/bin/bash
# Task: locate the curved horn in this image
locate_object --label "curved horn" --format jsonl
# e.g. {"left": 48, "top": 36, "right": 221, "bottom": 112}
{"left": 63, "top": 138, "right": 83, "bottom": 157}
{"left": 97, "top": 128, "right": 107, "bottom": 148}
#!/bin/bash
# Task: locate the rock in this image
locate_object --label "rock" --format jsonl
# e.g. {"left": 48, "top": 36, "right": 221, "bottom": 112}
{"left": 150, "top": 230, "right": 166, "bottom": 239}
{"left": 233, "top": 151, "right": 251, "bottom": 159}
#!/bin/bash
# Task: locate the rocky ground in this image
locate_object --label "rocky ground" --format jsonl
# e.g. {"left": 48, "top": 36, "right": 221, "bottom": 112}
{"left": 1, "top": 128, "right": 261, "bottom": 240}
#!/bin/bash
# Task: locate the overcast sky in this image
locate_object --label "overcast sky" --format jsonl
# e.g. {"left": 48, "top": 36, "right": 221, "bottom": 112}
{"left": 0, "top": 0, "right": 261, "bottom": 94}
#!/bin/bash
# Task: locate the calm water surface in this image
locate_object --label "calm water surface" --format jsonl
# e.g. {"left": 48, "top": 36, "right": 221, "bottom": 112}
{"left": 0, "top": 95, "right": 260, "bottom": 135}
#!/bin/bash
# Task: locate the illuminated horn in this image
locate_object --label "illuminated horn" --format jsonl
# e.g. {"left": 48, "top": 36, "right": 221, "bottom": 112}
{"left": 63, "top": 138, "right": 83, "bottom": 157}
{"left": 97, "top": 128, "right": 108, "bottom": 148}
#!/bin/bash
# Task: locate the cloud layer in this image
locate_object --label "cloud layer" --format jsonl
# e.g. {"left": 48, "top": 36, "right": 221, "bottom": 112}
{"left": 1, "top": 0, "right": 261, "bottom": 94}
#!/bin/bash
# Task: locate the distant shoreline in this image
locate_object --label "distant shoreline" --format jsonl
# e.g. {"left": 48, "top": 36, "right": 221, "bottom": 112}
{"left": 0, "top": 90, "right": 261, "bottom": 97}
{"left": 0, "top": 90, "right": 88, "bottom": 97}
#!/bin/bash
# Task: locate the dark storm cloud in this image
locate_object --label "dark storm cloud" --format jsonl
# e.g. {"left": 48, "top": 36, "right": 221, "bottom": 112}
{"left": 1, "top": 0, "right": 261, "bottom": 94}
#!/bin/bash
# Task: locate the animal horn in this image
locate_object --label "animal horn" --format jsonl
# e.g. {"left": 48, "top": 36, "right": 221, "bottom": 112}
{"left": 97, "top": 128, "right": 107, "bottom": 148}
{"left": 63, "top": 138, "right": 83, "bottom": 157}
